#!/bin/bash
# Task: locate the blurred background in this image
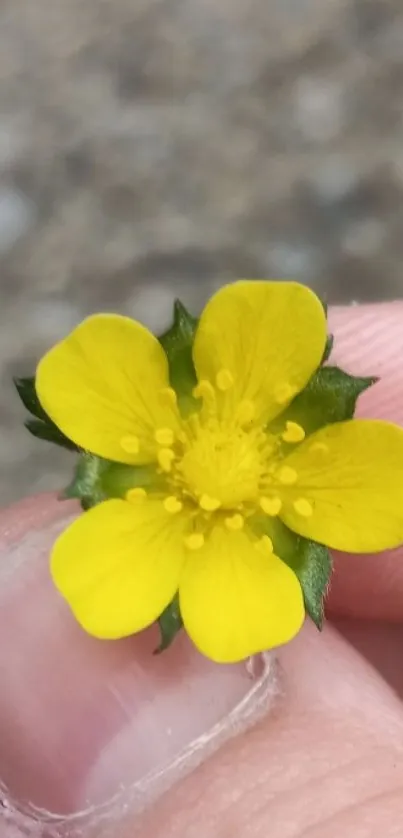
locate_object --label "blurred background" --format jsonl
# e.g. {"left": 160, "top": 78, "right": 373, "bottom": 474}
{"left": 1, "top": 0, "right": 403, "bottom": 504}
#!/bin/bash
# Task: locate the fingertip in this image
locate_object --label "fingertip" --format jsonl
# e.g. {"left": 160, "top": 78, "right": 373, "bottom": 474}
{"left": 329, "top": 302, "right": 403, "bottom": 423}
{"left": 327, "top": 546, "right": 403, "bottom": 623}
{"left": 0, "top": 492, "right": 79, "bottom": 550}
{"left": 325, "top": 303, "right": 403, "bottom": 622}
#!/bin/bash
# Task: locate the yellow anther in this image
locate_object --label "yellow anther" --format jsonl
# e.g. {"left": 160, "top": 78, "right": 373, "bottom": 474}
{"left": 309, "top": 442, "right": 329, "bottom": 455}
{"left": 260, "top": 496, "right": 282, "bottom": 516}
{"left": 258, "top": 535, "right": 274, "bottom": 554}
{"left": 163, "top": 495, "right": 183, "bottom": 514}
{"left": 159, "top": 387, "right": 178, "bottom": 407}
{"left": 274, "top": 383, "right": 297, "bottom": 406}
{"left": 216, "top": 368, "right": 234, "bottom": 392}
{"left": 120, "top": 435, "right": 140, "bottom": 454}
{"left": 282, "top": 421, "right": 306, "bottom": 444}
{"left": 185, "top": 533, "right": 205, "bottom": 550}
{"left": 278, "top": 466, "right": 298, "bottom": 486}
{"left": 199, "top": 494, "right": 221, "bottom": 512}
{"left": 236, "top": 400, "right": 255, "bottom": 426}
{"left": 158, "top": 448, "right": 176, "bottom": 472}
{"left": 193, "top": 380, "right": 216, "bottom": 401}
{"left": 225, "top": 513, "right": 244, "bottom": 531}
{"left": 155, "top": 427, "right": 175, "bottom": 446}
{"left": 126, "top": 487, "right": 147, "bottom": 503}
{"left": 293, "top": 498, "right": 314, "bottom": 517}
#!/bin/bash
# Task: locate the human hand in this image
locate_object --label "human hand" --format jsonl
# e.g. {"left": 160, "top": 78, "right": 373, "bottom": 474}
{"left": 2, "top": 302, "right": 403, "bottom": 838}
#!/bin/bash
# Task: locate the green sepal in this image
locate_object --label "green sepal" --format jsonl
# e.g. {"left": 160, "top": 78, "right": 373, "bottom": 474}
{"left": 276, "top": 367, "right": 378, "bottom": 436}
{"left": 317, "top": 296, "right": 333, "bottom": 365}
{"left": 15, "top": 376, "right": 79, "bottom": 452}
{"left": 63, "top": 453, "right": 110, "bottom": 508}
{"left": 14, "top": 376, "right": 49, "bottom": 421}
{"left": 285, "top": 538, "right": 332, "bottom": 629}
{"left": 254, "top": 516, "right": 332, "bottom": 630}
{"left": 63, "top": 452, "right": 160, "bottom": 510}
{"left": 154, "top": 593, "right": 183, "bottom": 654}
{"left": 321, "top": 333, "right": 334, "bottom": 364}
{"left": 159, "top": 299, "right": 198, "bottom": 410}
{"left": 25, "top": 418, "right": 79, "bottom": 452}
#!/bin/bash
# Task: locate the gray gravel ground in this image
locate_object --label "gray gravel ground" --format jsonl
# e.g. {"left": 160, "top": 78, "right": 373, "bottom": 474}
{"left": 1, "top": 0, "right": 403, "bottom": 504}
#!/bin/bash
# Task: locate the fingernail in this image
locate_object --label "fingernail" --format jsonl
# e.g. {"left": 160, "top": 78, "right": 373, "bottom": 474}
{"left": 0, "top": 497, "right": 277, "bottom": 834}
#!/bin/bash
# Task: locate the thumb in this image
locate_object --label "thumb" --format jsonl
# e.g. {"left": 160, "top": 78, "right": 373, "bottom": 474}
{"left": 135, "top": 622, "right": 403, "bottom": 838}
{"left": 2, "top": 496, "right": 403, "bottom": 838}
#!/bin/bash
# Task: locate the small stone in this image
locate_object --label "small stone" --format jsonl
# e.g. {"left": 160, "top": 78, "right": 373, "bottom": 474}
{"left": 294, "top": 77, "right": 345, "bottom": 143}
{"left": 0, "top": 187, "right": 35, "bottom": 254}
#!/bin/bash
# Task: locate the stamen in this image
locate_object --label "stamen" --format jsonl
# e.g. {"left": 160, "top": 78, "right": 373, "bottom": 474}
{"left": 282, "top": 421, "right": 306, "bottom": 443}
{"left": 293, "top": 498, "right": 314, "bottom": 517}
{"left": 278, "top": 466, "right": 298, "bottom": 486}
{"left": 309, "top": 442, "right": 329, "bottom": 455}
{"left": 193, "top": 380, "right": 216, "bottom": 402}
{"left": 199, "top": 494, "right": 221, "bottom": 512}
{"left": 159, "top": 387, "right": 178, "bottom": 407}
{"left": 258, "top": 535, "right": 274, "bottom": 554}
{"left": 185, "top": 533, "right": 205, "bottom": 550}
{"left": 120, "top": 435, "right": 140, "bottom": 454}
{"left": 126, "top": 487, "right": 147, "bottom": 502}
{"left": 260, "top": 496, "right": 282, "bottom": 516}
{"left": 225, "top": 513, "right": 244, "bottom": 531}
{"left": 163, "top": 495, "right": 183, "bottom": 514}
{"left": 236, "top": 400, "right": 255, "bottom": 426}
{"left": 158, "top": 448, "right": 176, "bottom": 472}
{"left": 155, "top": 427, "right": 175, "bottom": 446}
{"left": 186, "top": 413, "right": 201, "bottom": 434}
{"left": 274, "top": 383, "right": 297, "bottom": 406}
{"left": 216, "top": 368, "right": 234, "bottom": 392}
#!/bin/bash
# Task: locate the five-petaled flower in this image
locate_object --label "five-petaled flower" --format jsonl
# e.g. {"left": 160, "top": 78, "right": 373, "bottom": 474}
{"left": 36, "top": 281, "right": 403, "bottom": 662}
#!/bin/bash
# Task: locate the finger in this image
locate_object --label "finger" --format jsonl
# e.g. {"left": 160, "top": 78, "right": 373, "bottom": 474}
{"left": 106, "top": 622, "right": 403, "bottom": 838}
{"left": 329, "top": 302, "right": 403, "bottom": 426}
{"left": 2, "top": 499, "right": 403, "bottom": 838}
{"left": 0, "top": 497, "right": 274, "bottom": 820}
{"left": 334, "top": 617, "right": 403, "bottom": 697}
{"left": 326, "top": 303, "right": 403, "bottom": 621}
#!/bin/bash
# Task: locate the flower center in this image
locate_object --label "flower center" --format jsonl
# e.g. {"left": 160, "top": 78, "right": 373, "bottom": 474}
{"left": 126, "top": 372, "right": 313, "bottom": 550}
{"left": 178, "top": 421, "right": 264, "bottom": 508}
{"left": 156, "top": 372, "right": 281, "bottom": 511}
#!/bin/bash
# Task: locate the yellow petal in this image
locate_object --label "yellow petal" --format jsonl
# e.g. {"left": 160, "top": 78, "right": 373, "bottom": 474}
{"left": 193, "top": 281, "right": 326, "bottom": 424}
{"left": 51, "top": 499, "right": 186, "bottom": 638}
{"left": 179, "top": 526, "right": 304, "bottom": 663}
{"left": 36, "top": 314, "right": 177, "bottom": 464}
{"left": 281, "top": 419, "right": 403, "bottom": 552}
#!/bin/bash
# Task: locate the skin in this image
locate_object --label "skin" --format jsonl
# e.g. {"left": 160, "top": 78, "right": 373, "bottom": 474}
{"left": 3, "top": 302, "right": 403, "bottom": 837}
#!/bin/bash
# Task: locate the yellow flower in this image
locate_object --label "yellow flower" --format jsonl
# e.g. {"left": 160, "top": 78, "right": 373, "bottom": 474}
{"left": 36, "top": 281, "right": 403, "bottom": 663}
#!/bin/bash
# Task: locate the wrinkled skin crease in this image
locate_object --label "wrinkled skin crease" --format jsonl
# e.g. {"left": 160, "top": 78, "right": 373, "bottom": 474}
{"left": 0, "top": 637, "right": 276, "bottom": 837}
